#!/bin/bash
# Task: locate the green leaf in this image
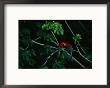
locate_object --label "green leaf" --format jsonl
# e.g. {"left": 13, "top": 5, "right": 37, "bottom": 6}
{"left": 85, "top": 53, "right": 92, "bottom": 61}
{"left": 31, "top": 49, "right": 36, "bottom": 56}
{"left": 72, "top": 34, "right": 82, "bottom": 41}
{"left": 19, "top": 49, "right": 37, "bottom": 67}
{"left": 52, "top": 60, "right": 65, "bottom": 69}
{"left": 19, "top": 28, "right": 32, "bottom": 48}
{"left": 60, "top": 29, "right": 64, "bottom": 35}
{"left": 41, "top": 21, "right": 64, "bottom": 35}
{"left": 59, "top": 50, "right": 70, "bottom": 61}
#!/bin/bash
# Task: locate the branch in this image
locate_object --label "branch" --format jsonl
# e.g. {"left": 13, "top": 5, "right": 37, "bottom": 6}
{"left": 42, "top": 49, "right": 59, "bottom": 67}
{"left": 77, "top": 42, "right": 86, "bottom": 54}
{"left": 62, "top": 49, "right": 86, "bottom": 68}
{"left": 51, "top": 41, "right": 58, "bottom": 46}
{"left": 32, "top": 40, "right": 58, "bottom": 49}
{"left": 51, "top": 31, "right": 59, "bottom": 45}
{"left": 65, "top": 20, "right": 75, "bottom": 35}
{"left": 65, "top": 20, "right": 87, "bottom": 55}
{"left": 68, "top": 48, "right": 73, "bottom": 59}
{"left": 25, "top": 43, "right": 29, "bottom": 50}
{"left": 76, "top": 46, "right": 92, "bottom": 63}
{"left": 34, "top": 37, "right": 40, "bottom": 41}
{"left": 32, "top": 40, "right": 44, "bottom": 46}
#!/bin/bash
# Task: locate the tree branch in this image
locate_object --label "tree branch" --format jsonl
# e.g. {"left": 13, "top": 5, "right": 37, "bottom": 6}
{"left": 51, "top": 31, "right": 59, "bottom": 45}
{"left": 32, "top": 40, "right": 44, "bottom": 46}
{"left": 62, "top": 49, "right": 86, "bottom": 68}
{"left": 34, "top": 37, "right": 40, "bottom": 41}
{"left": 65, "top": 20, "right": 87, "bottom": 55}
{"left": 77, "top": 42, "right": 86, "bottom": 54}
{"left": 76, "top": 46, "right": 92, "bottom": 63}
{"left": 32, "top": 40, "right": 58, "bottom": 49}
{"left": 65, "top": 20, "right": 75, "bottom": 35}
{"left": 42, "top": 49, "right": 59, "bottom": 67}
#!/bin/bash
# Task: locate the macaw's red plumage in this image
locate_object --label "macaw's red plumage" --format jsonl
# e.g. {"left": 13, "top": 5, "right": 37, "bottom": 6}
{"left": 58, "top": 41, "right": 72, "bottom": 48}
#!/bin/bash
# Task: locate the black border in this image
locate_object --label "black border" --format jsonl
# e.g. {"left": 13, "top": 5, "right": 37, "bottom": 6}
{"left": 0, "top": 0, "right": 109, "bottom": 88}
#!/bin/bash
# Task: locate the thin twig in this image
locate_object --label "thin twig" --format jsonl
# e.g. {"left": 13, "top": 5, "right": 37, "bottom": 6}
{"left": 62, "top": 49, "right": 86, "bottom": 68}
{"left": 34, "top": 37, "right": 40, "bottom": 41}
{"left": 65, "top": 20, "right": 87, "bottom": 55}
{"left": 77, "top": 42, "right": 86, "bottom": 54}
{"left": 32, "top": 40, "right": 44, "bottom": 46}
{"left": 68, "top": 48, "right": 73, "bottom": 59}
{"left": 51, "top": 40, "right": 58, "bottom": 46}
{"left": 72, "top": 49, "right": 78, "bottom": 52}
{"left": 42, "top": 49, "right": 59, "bottom": 66}
{"left": 65, "top": 20, "right": 75, "bottom": 35}
{"left": 76, "top": 46, "right": 91, "bottom": 63}
{"left": 32, "top": 40, "right": 58, "bottom": 49}
{"left": 25, "top": 43, "right": 29, "bottom": 50}
{"left": 51, "top": 31, "right": 59, "bottom": 45}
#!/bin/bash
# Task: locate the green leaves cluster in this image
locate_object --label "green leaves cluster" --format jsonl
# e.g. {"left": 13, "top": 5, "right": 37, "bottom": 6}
{"left": 37, "top": 30, "right": 56, "bottom": 43}
{"left": 19, "top": 28, "right": 32, "bottom": 48}
{"left": 52, "top": 60, "right": 65, "bottom": 68}
{"left": 72, "top": 34, "right": 82, "bottom": 42}
{"left": 52, "top": 50, "right": 70, "bottom": 68}
{"left": 43, "top": 45, "right": 56, "bottom": 56}
{"left": 42, "top": 21, "right": 64, "bottom": 35}
{"left": 19, "top": 49, "right": 36, "bottom": 67}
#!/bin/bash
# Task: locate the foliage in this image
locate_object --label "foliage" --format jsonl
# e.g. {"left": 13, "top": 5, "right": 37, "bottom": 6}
{"left": 72, "top": 34, "right": 82, "bottom": 42}
{"left": 36, "top": 30, "right": 56, "bottom": 43}
{"left": 19, "top": 49, "right": 36, "bottom": 67}
{"left": 42, "top": 21, "right": 64, "bottom": 35}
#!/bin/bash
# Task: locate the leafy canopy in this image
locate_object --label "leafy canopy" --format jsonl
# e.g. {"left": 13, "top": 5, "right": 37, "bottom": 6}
{"left": 42, "top": 21, "right": 64, "bottom": 35}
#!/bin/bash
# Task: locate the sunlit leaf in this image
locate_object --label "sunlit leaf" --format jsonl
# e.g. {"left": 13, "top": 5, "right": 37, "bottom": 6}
{"left": 72, "top": 34, "right": 82, "bottom": 41}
